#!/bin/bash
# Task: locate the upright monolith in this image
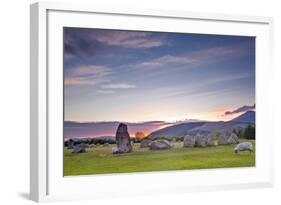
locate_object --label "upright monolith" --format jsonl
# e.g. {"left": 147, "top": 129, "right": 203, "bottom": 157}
{"left": 113, "top": 123, "right": 133, "bottom": 154}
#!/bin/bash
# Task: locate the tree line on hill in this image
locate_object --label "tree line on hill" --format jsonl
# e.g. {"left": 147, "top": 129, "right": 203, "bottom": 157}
{"left": 233, "top": 124, "right": 255, "bottom": 140}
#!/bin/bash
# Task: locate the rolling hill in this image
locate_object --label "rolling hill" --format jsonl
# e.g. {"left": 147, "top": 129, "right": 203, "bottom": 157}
{"left": 230, "top": 111, "right": 255, "bottom": 124}
{"left": 148, "top": 111, "right": 255, "bottom": 139}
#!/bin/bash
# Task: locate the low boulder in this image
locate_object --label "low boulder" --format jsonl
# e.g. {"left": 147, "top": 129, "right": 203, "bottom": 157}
{"left": 195, "top": 135, "right": 208, "bottom": 147}
{"left": 206, "top": 134, "right": 219, "bottom": 146}
{"left": 149, "top": 140, "right": 172, "bottom": 150}
{"left": 89, "top": 144, "right": 97, "bottom": 149}
{"left": 72, "top": 143, "right": 87, "bottom": 153}
{"left": 140, "top": 139, "right": 152, "bottom": 148}
{"left": 112, "top": 147, "right": 119, "bottom": 154}
{"left": 184, "top": 134, "right": 219, "bottom": 148}
{"left": 206, "top": 134, "right": 214, "bottom": 146}
{"left": 183, "top": 135, "right": 196, "bottom": 147}
{"left": 219, "top": 133, "right": 239, "bottom": 145}
{"left": 218, "top": 134, "right": 228, "bottom": 145}
{"left": 103, "top": 143, "right": 109, "bottom": 147}
{"left": 67, "top": 138, "right": 79, "bottom": 149}
{"left": 227, "top": 133, "right": 239, "bottom": 144}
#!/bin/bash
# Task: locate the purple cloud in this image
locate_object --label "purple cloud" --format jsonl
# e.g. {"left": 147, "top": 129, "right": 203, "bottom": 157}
{"left": 64, "top": 65, "right": 111, "bottom": 86}
{"left": 64, "top": 28, "right": 166, "bottom": 60}
{"left": 95, "top": 31, "right": 164, "bottom": 48}
{"left": 224, "top": 104, "right": 255, "bottom": 115}
{"left": 101, "top": 83, "right": 136, "bottom": 89}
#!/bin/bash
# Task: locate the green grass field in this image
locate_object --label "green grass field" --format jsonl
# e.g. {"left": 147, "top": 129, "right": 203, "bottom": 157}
{"left": 64, "top": 140, "right": 255, "bottom": 176}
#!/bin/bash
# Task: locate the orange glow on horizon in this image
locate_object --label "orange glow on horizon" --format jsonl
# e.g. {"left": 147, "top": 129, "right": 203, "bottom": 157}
{"left": 189, "top": 108, "right": 244, "bottom": 122}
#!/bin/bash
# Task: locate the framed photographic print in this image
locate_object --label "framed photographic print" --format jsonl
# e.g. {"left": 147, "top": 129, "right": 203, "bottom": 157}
{"left": 30, "top": 2, "right": 274, "bottom": 202}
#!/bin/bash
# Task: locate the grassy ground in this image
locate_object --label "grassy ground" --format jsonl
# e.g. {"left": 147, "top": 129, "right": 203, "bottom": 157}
{"left": 64, "top": 140, "right": 255, "bottom": 176}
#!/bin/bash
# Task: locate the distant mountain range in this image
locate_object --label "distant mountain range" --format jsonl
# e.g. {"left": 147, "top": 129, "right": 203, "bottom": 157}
{"left": 64, "top": 111, "right": 255, "bottom": 139}
{"left": 64, "top": 120, "right": 173, "bottom": 139}
{"left": 148, "top": 111, "right": 255, "bottom": 139}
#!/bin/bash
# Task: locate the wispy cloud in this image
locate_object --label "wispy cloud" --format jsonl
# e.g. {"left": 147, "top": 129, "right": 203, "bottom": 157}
{"left": 135, "top": 42, "right": 253, "bottom": 70}
{"left": 224, "top": 104, "right": 255, "bottom": 115}
{"left": 64, "top": 65, "right": 111, "bottom": 86}
{"left": 101, "top": 83, "right": 136, "bottom": 89}
{"left": 96, "top": 90, "right": 115, "bottom": 94}
{"left": 95, "top": 31, "right": 164, "bottom": 48}
{"left": 137, "top": 55, "right": 195, "bottom": 68}
{"left": 64, "top": 65, "right": 138, "bottom": 90}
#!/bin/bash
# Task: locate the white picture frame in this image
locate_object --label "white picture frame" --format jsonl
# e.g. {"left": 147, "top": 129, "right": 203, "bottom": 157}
{"left": 30, "top": 2, "right": 274, "bottom": 202}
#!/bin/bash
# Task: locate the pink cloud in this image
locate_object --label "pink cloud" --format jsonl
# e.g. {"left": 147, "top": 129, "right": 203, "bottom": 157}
{"left": 224, "top": 104, "right": 255, "bottom": 116}
{"left": 64, "top": 65, "right": 111, "bottom": 86}
{"left": 64, "top": 52, "right": 75, "bottom": 60}
{"left": 101, "top": 83, "right": 136, "bottom": 89}
{"left": 95, "top": 31, "right": 164, "bottom": 48}
{"left": 96, "top": 90, "right": 115, "bottom": 94}
{"left": 64, "top": 65, "right": 137, "bottom": 89}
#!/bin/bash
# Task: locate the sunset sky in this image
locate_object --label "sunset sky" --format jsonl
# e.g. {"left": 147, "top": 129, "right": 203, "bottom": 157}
{"left": 64, "top": 28, "right": 255, "bottom": 123}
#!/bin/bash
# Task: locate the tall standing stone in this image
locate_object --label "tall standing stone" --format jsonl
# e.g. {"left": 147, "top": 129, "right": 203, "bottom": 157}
{"left": 113, "top": 123, "right": 133, "bottom": 154}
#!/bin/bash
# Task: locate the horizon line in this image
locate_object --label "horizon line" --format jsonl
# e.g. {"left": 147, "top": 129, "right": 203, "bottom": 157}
{"left": 64, "top": 110, "right": 255, "bottom": 124}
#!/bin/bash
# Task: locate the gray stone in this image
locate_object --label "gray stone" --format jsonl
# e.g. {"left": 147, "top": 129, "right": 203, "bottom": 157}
{"left": 149, "top": 140, "right": 172, "bottom": 150}
{"left": 140, "top": 139, "right": 152, "bottom": 148}
{"left": 218, "top": 134, "right": 228, "bottom": 145}
{"left": 206, "top": 134, "right": 219, "bottom": 146}
{"left": 195, "top": 135, "right": 208, "bottom": 147}
{"left": 67, "top": 138, "right": 78, "bottom": 149}
{"left": 112, "top": 147, "right": 119, "bottom": 154}
{"left": 89, "top": 144, "right": 97, "bottom": 148}
{"left": 113, "top": 123, "right": 133, "bottom": 154}
{"left": 72, "top": 143, "right": 87, "bottom": 153}
{"left": 219, "top": 133, "right": 239, "bottom": 145}
{"left": 227, "top": 133, "right": 239, "bottom": 144}
{"left": 183, "top": 135, "right": 196, "bottom": 147}
{"left": 206, "top": 134, "right": 214, "bottom": 146}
